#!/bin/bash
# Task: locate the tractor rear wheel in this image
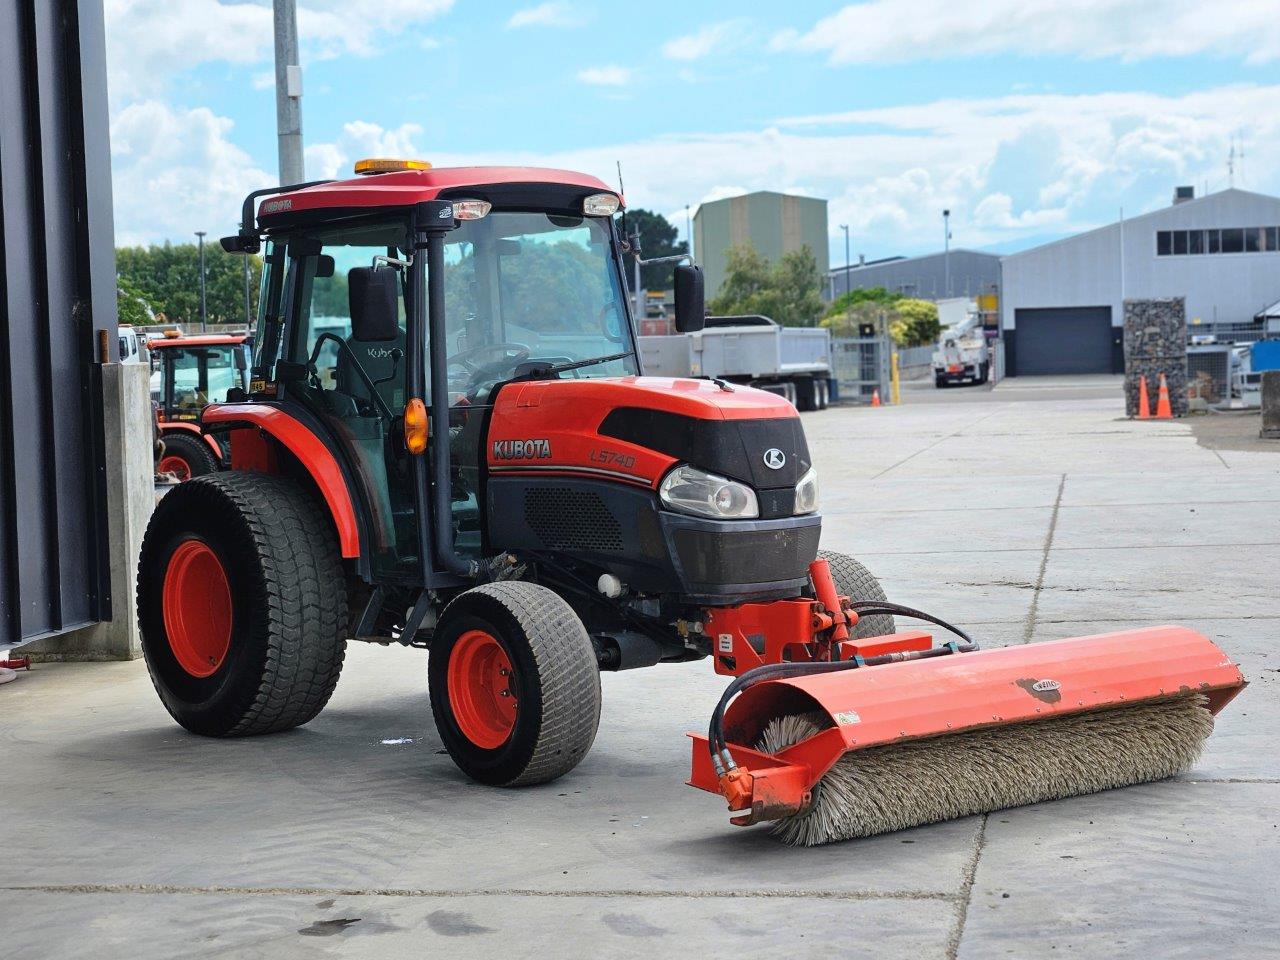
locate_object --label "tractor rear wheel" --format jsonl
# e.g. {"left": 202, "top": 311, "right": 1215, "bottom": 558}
{"left": 157, "top": 433, "right": 219, "bottom": 480}
{"left": 429, "top": 582, "right": 601, "bottom": 787}
{"left": 137, "top": 473, "right": 347, "bottom": 736}
{"left": 818, "top": 549, "right": 895, "bottom": 640}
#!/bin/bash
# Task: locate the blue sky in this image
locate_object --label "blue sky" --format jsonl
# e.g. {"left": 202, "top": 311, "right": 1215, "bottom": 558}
{"left": 105, "top": 0, "right": 1280, "bottom": 266}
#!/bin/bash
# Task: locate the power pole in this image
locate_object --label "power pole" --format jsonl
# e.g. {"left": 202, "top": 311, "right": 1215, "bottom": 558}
{"left": 840, "top": 224, "right": 850, "bottom": 299}
{"left": 942, "top": 209, "right": 951, "bottom": 299}
{"left": 195, "top": 231, "right": 208, "bottom": 331}
{"left": 274, "top": 0, "right": 305, "bottom": 184}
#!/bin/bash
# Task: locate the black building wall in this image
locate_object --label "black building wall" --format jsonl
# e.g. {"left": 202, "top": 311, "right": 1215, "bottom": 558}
{"left": 0, "top": 0, "right": 115, "bottom": 645}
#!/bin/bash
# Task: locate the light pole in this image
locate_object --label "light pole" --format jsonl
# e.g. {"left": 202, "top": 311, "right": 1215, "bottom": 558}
{"left": 840, "top": 224, "right": 850, "bottom": 299}
{"left": 685, "top": 204, "right": 693, "bottom": 263}
{"left": 274, "top": 0, "right": 305, "bottom": 184}
{"left": 195, "top": 231, "right": 208, "bottom": 331}
{"left": 942, "top": 208, "right": 951, "bottom": 299}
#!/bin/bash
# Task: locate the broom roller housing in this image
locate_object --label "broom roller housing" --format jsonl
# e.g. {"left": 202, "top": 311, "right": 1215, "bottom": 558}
{"left": 134, "top": 161, "right": 1245, "bottom": 846}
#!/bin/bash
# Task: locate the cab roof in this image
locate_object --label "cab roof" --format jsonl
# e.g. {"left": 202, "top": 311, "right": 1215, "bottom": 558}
{"left": 148, "top": 334, "right": 249, "bottom": 348}
{"left": 257, "top": 166, "right": 622, "bottom": 227}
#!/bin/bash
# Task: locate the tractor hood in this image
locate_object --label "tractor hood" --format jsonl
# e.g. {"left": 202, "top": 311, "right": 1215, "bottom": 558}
{"left": 487, "top": 376, "right": 812, "bottom": 500}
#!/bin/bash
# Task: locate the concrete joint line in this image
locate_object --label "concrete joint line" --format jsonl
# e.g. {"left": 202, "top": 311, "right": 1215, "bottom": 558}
{"left": 946, "top": 814, "right": 989, "bottom": 960}
{"left": 3, "top": 883, "right": 958, "bottom": 903}
{"left": 871, "top": 406, "right": 1007, "bottom": 480}
{"left": 1022, "top": 473, "right": 1066, "bottom": 644}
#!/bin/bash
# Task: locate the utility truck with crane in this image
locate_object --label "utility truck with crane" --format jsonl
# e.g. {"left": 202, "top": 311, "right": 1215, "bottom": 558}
{"left": 136, "top": 159, "right": 1243, "bottom": 845}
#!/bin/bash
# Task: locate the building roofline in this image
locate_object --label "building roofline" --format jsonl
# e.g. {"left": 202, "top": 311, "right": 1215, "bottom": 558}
{"left": 825, "top": 248, "right": 995, "bottom": 275}
{"left": 1000, "top": 187, "right": 1280, "bottom": 263}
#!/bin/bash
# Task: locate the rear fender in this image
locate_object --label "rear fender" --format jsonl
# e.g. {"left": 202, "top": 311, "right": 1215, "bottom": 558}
{"left": 201, "top": 404, "right": 361, "bottom": 558}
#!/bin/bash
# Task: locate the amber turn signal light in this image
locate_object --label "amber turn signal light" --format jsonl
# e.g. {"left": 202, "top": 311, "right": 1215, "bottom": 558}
{"left": 404, "top": 398, "right": 429, "bottom": 454}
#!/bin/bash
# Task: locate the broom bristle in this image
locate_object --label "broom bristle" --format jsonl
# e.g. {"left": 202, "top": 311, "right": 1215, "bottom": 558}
{"left": 758, "top": 693, "right": 1214, "bottom": 847}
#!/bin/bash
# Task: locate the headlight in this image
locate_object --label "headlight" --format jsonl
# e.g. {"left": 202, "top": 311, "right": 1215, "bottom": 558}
{"left": 794, "top": 466, "right": 819, "bottom": 515}
{"left": 659, "top": 465, "right": 758, "bottom": 520}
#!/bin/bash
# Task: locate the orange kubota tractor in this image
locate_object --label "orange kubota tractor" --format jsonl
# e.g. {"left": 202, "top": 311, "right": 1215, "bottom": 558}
{"left": 150, "top": 332, "right": 252, "bottom": 479}
{"left": 138, "top": 160, "right": 1243, "bottom": 844}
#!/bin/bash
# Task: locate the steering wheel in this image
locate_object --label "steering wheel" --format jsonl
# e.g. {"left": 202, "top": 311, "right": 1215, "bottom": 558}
{"left": 450, "top": 341, "right": 532, "bottom": 373}
{"left": 599, "top": 301, "right": 623, "bottom": 343}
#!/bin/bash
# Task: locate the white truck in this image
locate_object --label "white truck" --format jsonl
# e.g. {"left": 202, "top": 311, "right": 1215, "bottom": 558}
{"left": 932, "top": 311, "right": 990, "bottom": 387}
{"left": 637, "top": 314, "right": 834, "bottom": 410}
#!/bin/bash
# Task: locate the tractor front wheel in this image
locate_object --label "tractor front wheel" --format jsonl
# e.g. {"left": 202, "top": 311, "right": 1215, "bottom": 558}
{"left": 137, "top": 473, "right": 348, "bottom": 736}
{"left": 429, "top": 582, "right": 601, "bottom": 786}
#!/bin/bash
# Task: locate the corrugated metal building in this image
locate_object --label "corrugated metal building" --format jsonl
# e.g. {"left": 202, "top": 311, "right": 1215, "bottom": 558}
{"left": 694, "top": 191, "right": 829, "bottom": 298}
{"left": 0, "top": 0, "right": 116, "bottom": 647}
{"left": 828, "top": 249, "right": 1000, "bottom": 301}
{"left": 1000, "top": 188, "right": 1280, "bottom": 376}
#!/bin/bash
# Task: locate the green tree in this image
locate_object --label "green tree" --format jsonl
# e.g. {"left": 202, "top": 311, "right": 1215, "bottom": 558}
{"left": 820, "top": 292, "right": 940, "bottom": 347}
{"left": 618, "top": 208, "right": 688, "bottom": 292}
{"left": 116, "top": 275, "right": 159, "bottom": 326}
{"left": 115, "top": 242, "right": 262, "bottom": 326}
{"left": 708, "top": 243, "right": 825, "bottom": 326}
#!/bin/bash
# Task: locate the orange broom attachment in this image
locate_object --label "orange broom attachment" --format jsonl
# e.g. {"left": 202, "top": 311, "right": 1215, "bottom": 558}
{"left": 689, "top": 626, "right": 1244, "bottom": 844}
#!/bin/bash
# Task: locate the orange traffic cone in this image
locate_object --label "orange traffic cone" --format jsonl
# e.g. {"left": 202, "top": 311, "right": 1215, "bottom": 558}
{"left": 871, "top": 389, "right": 882, "bottom": 407}
{"left": 1136, "top": 375, "right": 1151, "bottom": 419}
{"left": 1154, "top": 373, "right": 1174, "bottom": 419}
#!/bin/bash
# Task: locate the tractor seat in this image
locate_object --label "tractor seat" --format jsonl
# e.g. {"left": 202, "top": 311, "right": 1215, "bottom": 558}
{"left": 336, "top": 266, "right": 406, "bottom": 414}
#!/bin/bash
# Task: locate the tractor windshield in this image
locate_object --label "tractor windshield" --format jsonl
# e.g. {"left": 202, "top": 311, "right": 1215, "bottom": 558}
{"left": 441, "top": 211, "right": 636, "bottom": 399}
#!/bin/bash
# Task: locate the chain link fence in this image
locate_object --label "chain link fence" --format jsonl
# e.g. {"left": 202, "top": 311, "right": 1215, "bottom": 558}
{"left": 832, "top": 337, "right": 891, "bottom": 403}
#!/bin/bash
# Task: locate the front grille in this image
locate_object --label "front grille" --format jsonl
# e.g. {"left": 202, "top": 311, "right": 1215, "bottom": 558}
{"left": 524, "top": 487, "right": 624, "bottom": 553}
{"left": 673, "top": 523, "right": 820, "bottom": 585}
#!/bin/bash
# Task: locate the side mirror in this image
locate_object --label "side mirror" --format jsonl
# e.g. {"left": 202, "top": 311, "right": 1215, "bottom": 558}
{"left": 673, "top": 264, "right": 705, "bottom": 334}
{"left": 348, "top": 267, "right": 400, "bottom": 342}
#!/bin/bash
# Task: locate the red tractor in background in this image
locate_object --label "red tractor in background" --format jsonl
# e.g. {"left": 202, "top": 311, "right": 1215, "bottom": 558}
{"left": 149, "top": 332, "right": 252, "bottom": 479}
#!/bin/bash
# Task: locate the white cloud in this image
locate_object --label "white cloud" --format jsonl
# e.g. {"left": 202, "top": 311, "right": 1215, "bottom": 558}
{"left": 251, "top": 71, "right": 274, "bottom": 91}
{"left": 507, "top": 2, "right": 576, "bottom": 29}
{"left": 408, "top": 84, "right": 1280, "bottom": 259}
{"left": 662, "top": 20, "right": 747, "bottom": 61}
{"left": 110, "top": 101, "right": 274, "bottom": 245}
{"left": 577, "top": 65, "right": 632, "bottom": 86}
{"left": 104, "top": 0, "right": 454, "bottom": 97}
{"left": 775, "top": 0, "right": 1280, "bottom": 64}
{"left": 305, "top": 121, "right": 426, "bottom": 180}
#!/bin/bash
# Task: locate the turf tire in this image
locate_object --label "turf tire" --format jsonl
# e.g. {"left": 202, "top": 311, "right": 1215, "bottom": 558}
{"left": 430, "top": 582, "right": 601, "bottom": 787}
{"left": 137, "top": 472, "right": 348, "bottom": 736}
{"left": 159, "top": 432, "right": 220, "bottom": 478}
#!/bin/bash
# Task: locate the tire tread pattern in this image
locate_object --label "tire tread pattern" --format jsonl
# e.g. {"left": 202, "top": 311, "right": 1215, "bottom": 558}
{"left": 818, "top": 549, "right": 895, "bottom": 639}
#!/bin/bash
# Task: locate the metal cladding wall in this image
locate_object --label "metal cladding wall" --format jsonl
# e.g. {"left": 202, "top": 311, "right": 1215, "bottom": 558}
{"left": 0, "top": 0, "right": 115, "bottom": 645}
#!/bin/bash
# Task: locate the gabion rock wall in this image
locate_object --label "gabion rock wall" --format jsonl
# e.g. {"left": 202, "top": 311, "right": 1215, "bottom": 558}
{"left": 1124, "top": 298, "right": 1188, "bottom": 417}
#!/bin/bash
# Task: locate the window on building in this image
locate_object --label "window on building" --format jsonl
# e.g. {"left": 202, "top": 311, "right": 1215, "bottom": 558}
{"left": 1158, "top": 225, "right": 1280, "bottom": 256}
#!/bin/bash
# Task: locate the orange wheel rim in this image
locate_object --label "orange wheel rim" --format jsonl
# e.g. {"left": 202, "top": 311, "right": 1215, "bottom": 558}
{"left": 162, "top": 539, "right": 232, "bottom": 677}
{"left": 447, "top": 629, "right": 518, "bottom": 749}
{"left": 158, "top": 455, "right": 192, "bottom": 480}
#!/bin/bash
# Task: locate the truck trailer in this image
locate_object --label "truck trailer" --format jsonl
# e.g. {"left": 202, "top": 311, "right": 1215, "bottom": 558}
{"left": 638, "top": 314, "right": 834, "bottom": 410}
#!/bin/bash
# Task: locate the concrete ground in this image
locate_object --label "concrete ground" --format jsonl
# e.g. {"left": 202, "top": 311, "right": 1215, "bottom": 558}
{"left": 4, "top": 382, "right": 1279, "bottom": 959}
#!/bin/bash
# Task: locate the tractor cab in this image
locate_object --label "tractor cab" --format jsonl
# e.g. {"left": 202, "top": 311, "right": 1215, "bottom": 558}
{"left": 149, "top": 333, "right": 252, "bottom": 478}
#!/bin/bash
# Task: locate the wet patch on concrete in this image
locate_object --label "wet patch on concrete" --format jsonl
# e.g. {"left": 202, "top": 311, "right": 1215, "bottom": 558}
{"left": 425, "top": 909, "right": 493, "bottom": 937}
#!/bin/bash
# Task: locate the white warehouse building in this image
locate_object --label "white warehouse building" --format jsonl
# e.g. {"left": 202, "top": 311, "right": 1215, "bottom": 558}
{"left": 1000, "top": 187, "right": 1280, "bottom": 376}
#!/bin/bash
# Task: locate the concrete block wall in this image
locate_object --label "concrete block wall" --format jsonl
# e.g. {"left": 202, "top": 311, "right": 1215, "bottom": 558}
{"left": 1123, "top": 297, "right": 1189, "bottom": 417}
{"left": 25, "top": 363, "right": 154, "bottom": 660}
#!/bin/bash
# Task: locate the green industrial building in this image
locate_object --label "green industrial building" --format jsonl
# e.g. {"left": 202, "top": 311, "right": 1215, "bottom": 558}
{"left": 693, "top": 191, "right": 830, "bottom": 298}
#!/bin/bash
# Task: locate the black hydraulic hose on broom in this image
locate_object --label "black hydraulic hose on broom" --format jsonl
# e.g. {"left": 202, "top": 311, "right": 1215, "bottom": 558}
{"left": 707, "top": 600, "right": 980, "bottom": 762}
